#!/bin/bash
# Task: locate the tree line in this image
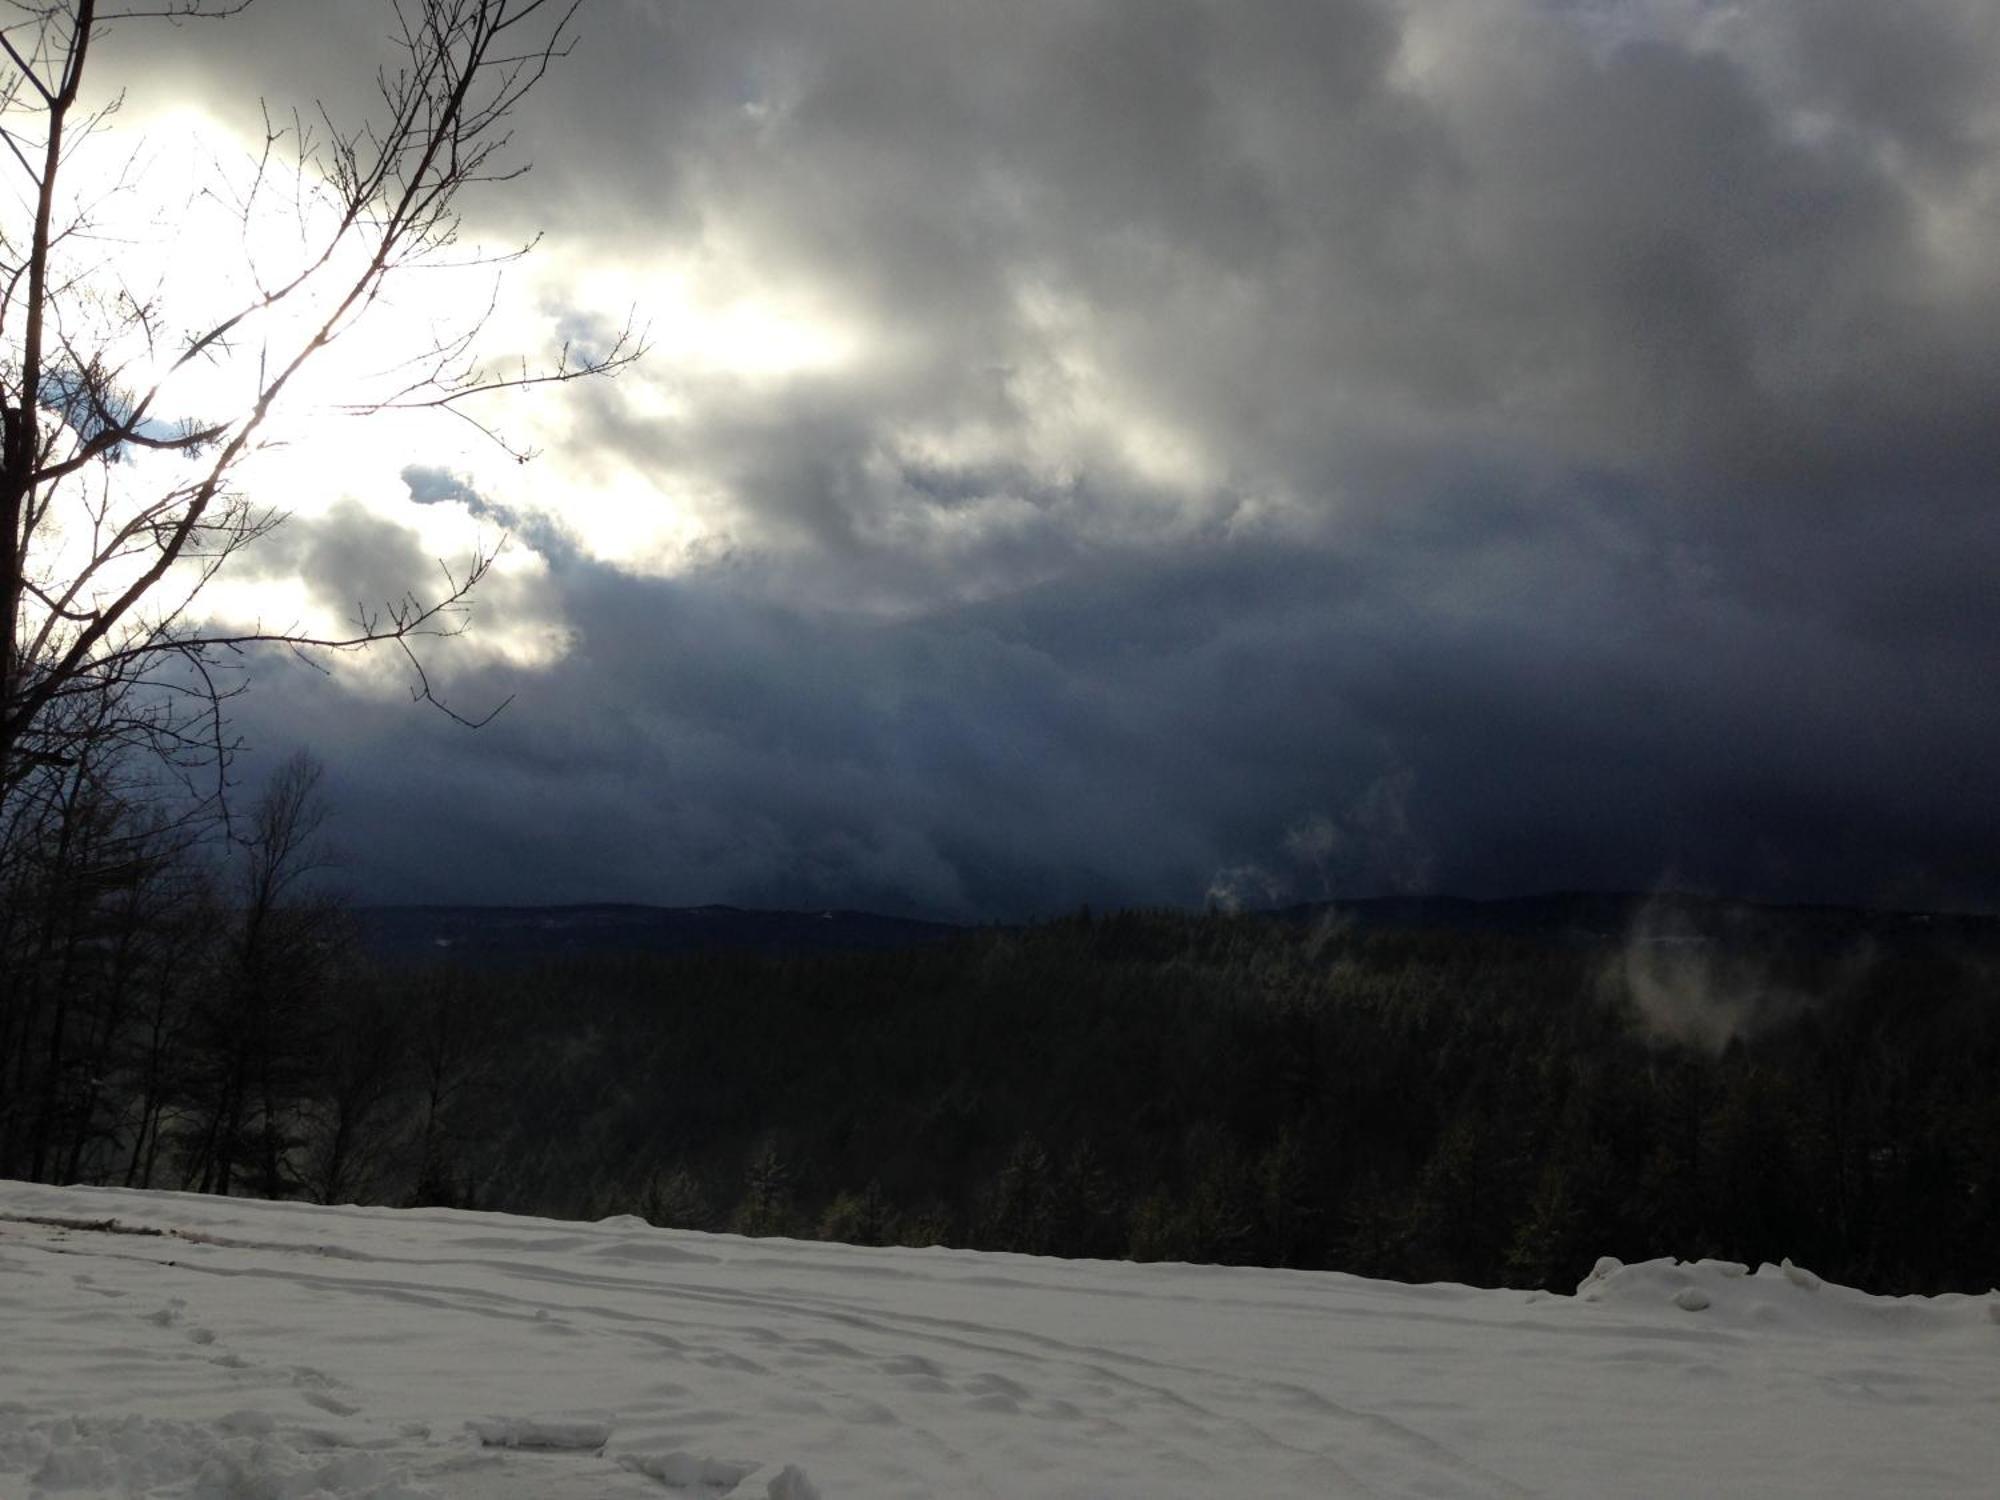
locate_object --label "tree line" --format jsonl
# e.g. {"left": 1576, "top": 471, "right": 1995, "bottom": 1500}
{"left": 7, "top": 781, "right": 1994, "bottom": 1298}
{"left": 441, "top": 910, "right": 1999, "bottom": 1295}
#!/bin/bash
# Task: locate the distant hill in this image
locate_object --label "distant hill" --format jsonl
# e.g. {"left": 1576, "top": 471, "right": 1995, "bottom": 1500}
{"left": 350, "top": 891, "right": 2000, "bottom": 965}
{"left": 349, "top": 902, "right": 965, "bottom": 962}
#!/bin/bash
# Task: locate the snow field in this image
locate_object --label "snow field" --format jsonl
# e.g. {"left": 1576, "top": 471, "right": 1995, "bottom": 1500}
{"left": 0, "top": 1181, "right": 1995, "bottom": 1497}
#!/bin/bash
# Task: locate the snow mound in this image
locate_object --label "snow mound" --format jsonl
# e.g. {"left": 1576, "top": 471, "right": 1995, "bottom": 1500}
{"left": 1575, "top": 1256, "right": 2000, "bottom": 1337}
{"left": 587, "top": 1234, "right": 720, "bottom": 1265}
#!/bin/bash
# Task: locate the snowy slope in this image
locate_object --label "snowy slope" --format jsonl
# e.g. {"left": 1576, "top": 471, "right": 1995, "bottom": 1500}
{"left": 0, "top": 1182, "right": 1994, "bottom": 1498}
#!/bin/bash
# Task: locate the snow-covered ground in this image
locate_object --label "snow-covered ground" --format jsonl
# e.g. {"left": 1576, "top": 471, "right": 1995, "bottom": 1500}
{"left": 1, "top": 1182, "right": 1994, "bottom": 1498}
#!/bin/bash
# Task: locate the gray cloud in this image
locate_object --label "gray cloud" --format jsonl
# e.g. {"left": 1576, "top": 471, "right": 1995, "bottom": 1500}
{"left": 136, "top": 0, "right": 2000, "bottom": 915}
{"left": 228, "top": 514, "right": 2000, "bottom": 918}
{"left": 232, "top": 499, "right": 433, "bottom": 624}
{"left": 402, "top": 465, "right": 581, "bottom": 569}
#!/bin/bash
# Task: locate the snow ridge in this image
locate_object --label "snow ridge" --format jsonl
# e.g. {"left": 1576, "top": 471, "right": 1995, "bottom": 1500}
{"left": 1576, "top": 1254, "right": 1998, "bottom": 1338}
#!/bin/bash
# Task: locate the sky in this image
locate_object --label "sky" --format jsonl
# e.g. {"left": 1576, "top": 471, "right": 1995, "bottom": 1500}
{"left": 67, "top": 0, "right": 2000, "bottom": 918}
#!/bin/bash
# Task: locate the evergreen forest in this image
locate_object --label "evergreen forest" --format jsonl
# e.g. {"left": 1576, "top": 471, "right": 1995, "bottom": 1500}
{"left": 3, "top": 757, "right": 1996, "bottom": 1298}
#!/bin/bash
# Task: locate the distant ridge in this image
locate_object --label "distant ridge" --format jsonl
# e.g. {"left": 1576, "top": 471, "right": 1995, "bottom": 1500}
{"left": 350, "top": 902, "right": 964, "bottom": 962}
{"left": 350, "top": 892, "right": 2000, "bottom": 964}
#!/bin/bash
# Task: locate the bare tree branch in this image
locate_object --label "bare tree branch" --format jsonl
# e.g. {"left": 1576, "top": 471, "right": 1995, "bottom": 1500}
{"left": 1, "top": 0, "right": 636, "bottom": 806}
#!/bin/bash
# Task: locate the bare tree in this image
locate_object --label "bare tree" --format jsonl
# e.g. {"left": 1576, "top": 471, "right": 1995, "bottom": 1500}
{"left": 0, "top": 0, "right": 638, "bottom": 806}
{"left": 179, "top": 748, "right": 341, "bottom": 1197}
{"left": 0, "top": 712, "right": 208, "bottom": 1181}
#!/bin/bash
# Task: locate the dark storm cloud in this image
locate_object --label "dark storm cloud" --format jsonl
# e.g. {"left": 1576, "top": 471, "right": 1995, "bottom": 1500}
{"left": 235, "top": 498, "right": 2000, "bottom": 917}
{"left": 170, "top": 0, "right": 2000, "bottom": 913}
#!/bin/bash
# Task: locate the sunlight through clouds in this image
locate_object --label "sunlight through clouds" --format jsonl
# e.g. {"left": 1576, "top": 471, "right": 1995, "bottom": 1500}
{"left": 29, "top": 0, "right": 2000, "bottom": 914}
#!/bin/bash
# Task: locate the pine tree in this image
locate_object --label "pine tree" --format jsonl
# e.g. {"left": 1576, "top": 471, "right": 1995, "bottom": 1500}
{"left": 732, "top": 1137, "right": 796, "bottom": 1238}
